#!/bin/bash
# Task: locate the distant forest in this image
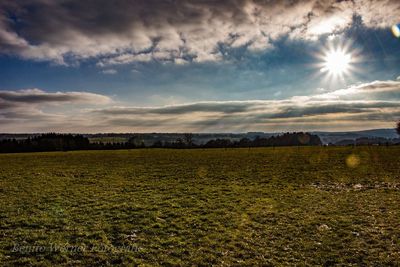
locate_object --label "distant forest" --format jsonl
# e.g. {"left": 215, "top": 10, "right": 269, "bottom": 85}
{"left": 0, "top": 132, "right": 322, "bottom": 153}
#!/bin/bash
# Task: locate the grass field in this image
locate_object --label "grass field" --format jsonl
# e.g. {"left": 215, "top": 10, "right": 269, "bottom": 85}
{"left": 1, "top": 147, "right": 400, "bottom": 266}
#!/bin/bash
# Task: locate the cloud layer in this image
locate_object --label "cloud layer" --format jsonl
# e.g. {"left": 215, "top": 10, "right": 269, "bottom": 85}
{"left": 0, "top": 0, "right": 399, "bottom": 65}
{"left": 1, "top": 80, "right": 399, "bottom": 132}
{"left": 0, "top": 89, "right": 111, "bottom": 104}
{"left": 0, "top": 89, "right": 112, "bottom": 132}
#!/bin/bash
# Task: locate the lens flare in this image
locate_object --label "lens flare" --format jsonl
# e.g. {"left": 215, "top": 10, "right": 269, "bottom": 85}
{"left": 392, "top": 24, "right": 400, "bottom": 38}
{"left": 346, "top": 154, "right": 360, "bottom": 168}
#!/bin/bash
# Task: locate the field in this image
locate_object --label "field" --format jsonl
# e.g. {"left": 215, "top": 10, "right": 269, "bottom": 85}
{"left": 1, "top": 147, "right": 400, "bottom": 266}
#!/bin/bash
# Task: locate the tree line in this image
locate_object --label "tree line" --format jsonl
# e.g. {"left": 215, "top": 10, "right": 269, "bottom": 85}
{"left": 397, "top": 121, "right": 400, "bottom": 136}
{"left": 0, "top": 132, "right": 323, "bottom": 153}
{"left": 154, "top": 132, "right": 322, "bottom": 148}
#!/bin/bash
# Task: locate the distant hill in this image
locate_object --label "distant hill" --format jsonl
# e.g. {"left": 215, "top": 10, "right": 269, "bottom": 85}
{"left": 313, "top": 129, "right": 399, "bottom": 144}
{"left": 1, "top": 128, "right": 399, "bottom": 146}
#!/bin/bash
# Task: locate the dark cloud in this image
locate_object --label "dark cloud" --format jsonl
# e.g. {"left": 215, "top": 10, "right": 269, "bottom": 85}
{"left": 0, "top": 0, "right": 398, "bottom": 65}
{"left": 95, "top": 101, "right": 252, "bottom": 115}
{"left": 94, "top": 100, "right": 399, "bottom": 121}
{"left": 0, "top": 89, "right": 111, "bottom": 104}
{"left": 264, "top": 101, "right": 400, "bottom": 119}
{"left": 0, "top": 110, "right": 54, "bottom": 120}
{"left": 0, "top": 99, "right": 18, "bottom": 110}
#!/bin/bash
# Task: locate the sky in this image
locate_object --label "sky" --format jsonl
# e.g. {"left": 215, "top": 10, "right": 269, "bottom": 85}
{"left": 0, "top": 0, "right": 400, "bottom": 133}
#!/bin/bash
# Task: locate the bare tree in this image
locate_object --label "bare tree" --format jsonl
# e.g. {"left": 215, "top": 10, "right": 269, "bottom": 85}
{"left": 184, "top": 133, "right": 194, "bottom": 147}
{"left": 397, "top": 121, "right": 400, "bottom": 136}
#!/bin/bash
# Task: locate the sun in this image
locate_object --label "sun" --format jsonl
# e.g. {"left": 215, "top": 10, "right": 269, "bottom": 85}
{"left": 321, "top": 49, "right": 351, "bottom": 75}
{"left": 315, "top": 41, "right": 360, "bottom": 83}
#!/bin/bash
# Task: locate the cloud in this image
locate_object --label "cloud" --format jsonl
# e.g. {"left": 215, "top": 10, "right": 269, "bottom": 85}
{"left": 1, "top": 80, "right": 400, "bottom": 132}
{"left": 95, "top": 101, "right": 253, "bottom": 115}
{"left": 98, "top": 53, "right": 153, "bottom": 66}
{"left": 83, "top": 80, "right": 400, "bottom": 132}
{"left": 0, "top": 89, "right": 113, "bottom": 132}
{"left": 312, "top": 80, "right": 400, "bottom": 100}
{"left": 0, "top": 0, "right": 398, "bottom": 66}
{"left": 93, "top": 99, "right": 399, "bottom": 122}
{"left": 262, "top": 101, "right": 400, "bottom": 119}
{"left": 101, "top": 69, "right": 117, "bottom": 75}
{"left": 0, "top": 89, "right": 112, "bottom": 105}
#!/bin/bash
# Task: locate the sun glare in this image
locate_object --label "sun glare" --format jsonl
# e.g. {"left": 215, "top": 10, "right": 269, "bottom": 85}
{"left": 322, "top": 50, "right": 351, "bottom": 75}
{"left": 316, "top": 41, "right": 359, "bottom": 83}
{"left": 313, "top": 40, "right": 362, "bottom": 85}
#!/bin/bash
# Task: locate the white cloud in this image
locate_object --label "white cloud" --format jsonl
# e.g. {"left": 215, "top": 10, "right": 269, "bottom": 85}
{"left": 0, "top": 0, "right": 398, "bottom": 66}
{"left": 97, "top": 53, "right": 153, "bottom": 67}
{"left": 313, "top": 80, "right": 400, "bottom": 100}
{"left": 101, "top": 69, "right": 117, "bottom": 75}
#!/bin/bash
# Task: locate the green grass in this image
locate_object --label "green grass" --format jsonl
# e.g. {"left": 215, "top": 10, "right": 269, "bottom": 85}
{"left": 1, "top": 147, "right": 400, "bottom": 266}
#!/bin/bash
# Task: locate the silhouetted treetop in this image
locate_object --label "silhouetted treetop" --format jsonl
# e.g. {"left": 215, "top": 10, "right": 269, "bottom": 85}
{"left": 0, "top": 132, "right": 324, "bottom": 153}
